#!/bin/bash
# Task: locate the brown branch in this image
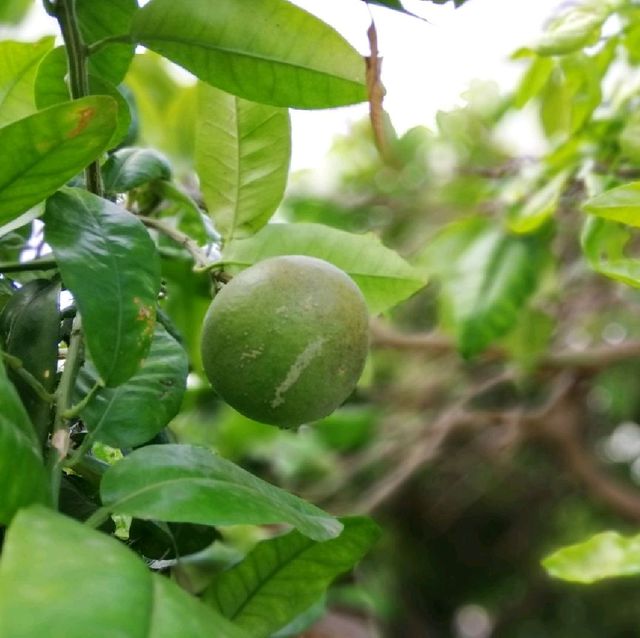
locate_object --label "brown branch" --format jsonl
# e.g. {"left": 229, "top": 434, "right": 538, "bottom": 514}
{"left": 370, "top": 319, "right": 640, "bottom": 371}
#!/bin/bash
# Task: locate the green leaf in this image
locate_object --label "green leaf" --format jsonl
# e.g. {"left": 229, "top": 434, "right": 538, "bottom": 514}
{"left": 423, "top": 218, "right": 546, "bottom": 358}
{"left": 0, "top": 37, "right": 54, "bottom": 126}
{"left": 583, "top": 181, "right": 640, "bottom": 226}
{"left": 222, "top": 223, "right": 427, "bottom": 315}
{"left": 0, "top": 506, "right": 248, "bottom": 638}
{"left": 196, "top": 83, "right": 290, "bottom": 240}
{"left": 534, "top": 1, "right": 612, "bottom": 56}
{"left": 131, "top": 0, "right": 367, "bottom": 109}
{"left": 0, "top": 279, "right": 59, "bottom": 443}
{"left": 619, "top": 110, "right": 640, "bottom": 163}
{"left": 0, "top": 365, "right": 49, "bottom": 524}
{"left": 100, "top": 443, "right": 343, "bottom": 542}
{"left": 44, "top": 188, "right": 160, "bottom": 386}
{"left": 0, "top": 95, "right": 118, "bottom": 225}
{"left": 102, "top": 147, "right": 172, "bottom": 194}
{"left": 75, "top": 324, "right": 188, "bottom": 448}
{"left": 34, "top": 46, "right": 132, "bottom": 150}
{"left": 0, "top": 0, "right": 33, "bottom": 25}
{"left": 580, "top": 216, "right": 640, "bottom": 287}
{"left": 507, "top": 172, "right": 568, "bottom": 234}
{"left": 204, "top": 517, "right": 380, "bottom": 638}
{"left": 513, "top": 55, "right": 554, "bottom": 109}
{"left": 542, "top": 530, "right": 640, "bottom": 584}
{"left": 76, "top": 0, "right": 137, "bottom": 85}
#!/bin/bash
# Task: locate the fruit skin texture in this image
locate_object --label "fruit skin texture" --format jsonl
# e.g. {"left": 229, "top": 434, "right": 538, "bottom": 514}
{"left": 200, "top": 255, "right": 369, "bottom": 428}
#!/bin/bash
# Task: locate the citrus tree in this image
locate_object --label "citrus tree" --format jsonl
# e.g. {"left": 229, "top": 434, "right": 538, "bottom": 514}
{"left": 4, "top": 0, "right": 640, "bottom": 635}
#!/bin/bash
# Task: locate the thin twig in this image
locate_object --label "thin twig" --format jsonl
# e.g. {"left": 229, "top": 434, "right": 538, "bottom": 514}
{"left": 1, "top": 351, "right": 55, "bottom": 404}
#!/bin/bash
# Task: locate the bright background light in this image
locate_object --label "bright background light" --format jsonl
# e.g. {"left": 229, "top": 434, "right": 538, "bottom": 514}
{"left": 3, "top": 0, "right": 563, "bottom": 169}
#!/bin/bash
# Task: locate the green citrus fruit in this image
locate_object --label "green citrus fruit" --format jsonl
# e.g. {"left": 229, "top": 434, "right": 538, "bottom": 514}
{"left": 200, "top": 255, "right": 369, "bottom": 428}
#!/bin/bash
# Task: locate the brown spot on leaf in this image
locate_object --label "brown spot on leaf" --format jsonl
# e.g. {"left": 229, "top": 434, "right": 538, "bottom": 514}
{"left": 67, "top": 107, "right": 96, "bottom": 138}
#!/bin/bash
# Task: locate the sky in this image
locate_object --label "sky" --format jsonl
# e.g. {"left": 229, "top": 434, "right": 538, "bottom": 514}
{"left": 7, "top": 0, "right": 564, "bottom": 170}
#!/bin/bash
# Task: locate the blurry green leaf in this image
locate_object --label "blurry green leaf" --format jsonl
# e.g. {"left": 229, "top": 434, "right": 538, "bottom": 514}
{"left": 0, "top": 279, "right": 59, "bottom": 443}
{"left": 583, "top": 181, "right": 640, "bottom": 225}
{"left": 204, "top": 517, "right": 380, "bottom": 638}
{"left": 102, "top": 147, "right": 172, "bottom": 194}
{"left": 513, "top": 55, "right": 554, "bottom": 109}
{"left": 131, "top": 0, "right": 367, "bottom": 109}
{"left": 0, "top": 364, "right": 49, "bottom": 524}
{"left": 44, "top": 188, "right": 160, "bottom": 386}
{"left": 0, "top": 506, "right": 248, "bottom": 637}
{"left": 501, "top": 307, "right": 554, "bottom": 370}
{"left": 100, "top": 443, "right": 343, "bottom": 542}
{"left": 196, "top": 83, "right": 290, "bottom": 240}
{"left": 619, "top": 111, "right": 640, "bottom": 163}
{"left": 543, "top": 530, "right": 640, "bottom": 584}
{"left": 580, "top": 216, "right": 640, "bottom": 287}
{"left": 0, "top": 0, "right": 33, "bottom": 24}
{"left": 0, "top": 37, "right": 54, "bottom": 126}
{"left": 34, "top": 46, "right": 132, "bottom": 150}
{"left": 313, "top": 406, "right": 378, "bottom": 453}
{"left": 0, "top": 96, "right": 118, "bottom": 225}
{"left": 534, "top": 1, "right": 612, "bottom": 56}
{"left": 508, "top": 172, "right": 568, "bottom": 234}
{"left": 222, "top": 223, "right": 427, "bottom": 315}
{"left": 75, "top": 324, "right": 187, "bottom": 448}
{"left": 270, "top": 599, "right": 326, "bottom": 638}
{"left": 423, "top": 218, "right": 546, "bottom": 357}
{"left": 76, "top": 0, "right": 137, "bottom": 85}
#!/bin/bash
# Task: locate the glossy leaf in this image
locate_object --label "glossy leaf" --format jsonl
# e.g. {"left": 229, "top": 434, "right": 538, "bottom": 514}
{"left": 131, "top": 0, "right": 367, "bottom": 109}
{"left": 196, "top": 83, "right": 290, "bottom": 240}
{"left": 423, "top": 218, "right": 546, "bottom": 357}
{"left": 102, "top": 147, "right": 172, "bottom": 194}
{"left": 0, "top": 37, "right": 54, "bottom": 126}
{"left": 0, "top": 279, "right": 59, "bottom": 443}
{"left": 44, "top": 188, "right": 160, "bottom": 386}
{"left": 542, "top": 530, "right": 640, "bottom": 584}
{"left": 0, "top": 364, "right": 49, "bottom": 524}
{"left": 583, "top": 181, "right": 640, "bottom": 226}
{"left": 76, "top": 0, "right": 137, "bottom": 85}
{"left": 34, "top": 46, "right": 132, "bottom": 149}
{"left": 534, "top": 1, "right": 611, "bottom": 56}
{"left": 0, "top": 95, "right": 118, "bottom": 225}
{"left": 222, "top": 223, "right": 427, "bottom": 314}
{"left": 100, "top": 444, "right": 343, "bottom": 542}
{"left": 0, "top": 506, "right": 248, "bottom": 638}
{"left": 204, "top": 517, "right": 380, "bottom": 637}
{"left": 580, "top": 216, "right": 640, "bottom": 287}
{"left": 74, "top": 324, "right": 188, "bottom": 448}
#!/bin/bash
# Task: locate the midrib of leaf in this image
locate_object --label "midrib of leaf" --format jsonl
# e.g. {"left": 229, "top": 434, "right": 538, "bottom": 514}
{"left": 139, "top": 35, "right": 363, "bottom": 85}
{"left": 221, "top": 539, "right": 313, "bottom": 621}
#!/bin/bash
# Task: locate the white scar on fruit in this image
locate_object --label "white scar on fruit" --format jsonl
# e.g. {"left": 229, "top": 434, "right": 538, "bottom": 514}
{"left": 271, "top": 337, "right": 325, "bottom": 408}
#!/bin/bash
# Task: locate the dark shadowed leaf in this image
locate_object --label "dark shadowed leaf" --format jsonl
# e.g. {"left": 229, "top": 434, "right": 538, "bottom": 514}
{"left": 100, "top": 444, "right": 343, "bottom": 541}
{"left": 102, "top": 147, "right": 172, "bottom": 194}
{"left": 131, "top": 0, "right": 367, "bottom": 109}
{"left": 74, "top": 324, "right": 187, "bottom": 448}
{"left": 44, "top": 188, "right": 160, "bottom": 386}
{"left": 0, "top": 279, "right": 59, "bottom": 443}
{"left": 0, "top": 364, "right": 49, "bottom": 524}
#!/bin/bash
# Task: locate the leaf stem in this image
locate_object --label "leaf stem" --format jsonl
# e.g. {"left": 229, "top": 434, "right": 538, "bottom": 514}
{"left": 1, "top": 351, "right": 56, "bottom": 404}
{"left": 139, "top": 215, "right": 211, "bottom": 269}
{"left": 54, "top": 0, "right": 103, "bottom": 196}
{"left": 47, "top": 315, "right": 84, "bottom": 507}
{"left": 63, "top": 379, "right": 103, "bottom": 419}
{"left": 84, "top": 505, "right": 111, "bottom": 529}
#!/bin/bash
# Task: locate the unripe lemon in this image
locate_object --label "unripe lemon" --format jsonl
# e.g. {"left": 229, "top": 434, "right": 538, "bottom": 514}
{"left": 200, "top": 255, "right": 369, "bottom": 428}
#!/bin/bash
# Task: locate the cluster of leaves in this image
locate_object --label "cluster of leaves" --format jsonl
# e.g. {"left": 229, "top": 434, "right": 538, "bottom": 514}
{"left": 0, "top": 0, "right": 455, "bottom": 635}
